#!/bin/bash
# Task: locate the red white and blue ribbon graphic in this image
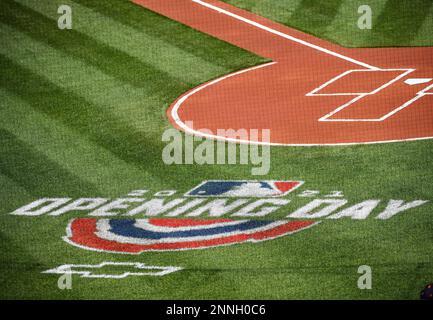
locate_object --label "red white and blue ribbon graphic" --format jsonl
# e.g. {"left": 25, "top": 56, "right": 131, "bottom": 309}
{"left": 65, "top": 218, "right": 318, "bottom": 253}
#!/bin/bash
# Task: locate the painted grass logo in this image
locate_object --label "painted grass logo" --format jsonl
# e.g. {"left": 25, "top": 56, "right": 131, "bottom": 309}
{"left": 185, "top": 180, "right": 302, "bottom": 197}
{"left": 162, "top": 121, "right": 271, "bottom": 175}
{"left": 65, "top": 218, "right": 317, "bottom": 253}
{"left": 44, "top": 262, "right": 182, "bottom": 279}
{"left": 10, "top": 180, "right": 429, "bottom": 255}
{"left": 64, "top": 181, "right": 312, "bottom": 253}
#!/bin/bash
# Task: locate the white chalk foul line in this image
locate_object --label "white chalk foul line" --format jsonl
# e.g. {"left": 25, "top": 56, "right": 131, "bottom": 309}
{"left": 168, "top": 0, "right": 432, "bottom": 145}
{"left": 314, "top": 68, "right": 416, "bottom": 121}
{"left": 192, "top": 0, "right": 379, "bottom": 70}
{"left": 378, "top": 82, "right": 433, "bottom": 121}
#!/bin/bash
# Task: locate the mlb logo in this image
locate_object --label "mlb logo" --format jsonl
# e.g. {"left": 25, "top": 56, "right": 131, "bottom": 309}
{"left": 185, "top": 180, "right": 303, "bottom": 198}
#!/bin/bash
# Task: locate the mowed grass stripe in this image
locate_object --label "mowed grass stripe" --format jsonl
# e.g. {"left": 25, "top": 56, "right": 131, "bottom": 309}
{"left": 0, "top": 3, "right": 266, "bottom": 191}
{"left": 0, "top": 26, "right": 238, "bottom": 187}
{"left": 0, "top": 89, "right": 153, "bottom": 195}
{"left": 0, "top": 23, "right": 165, "bottom": 131}
{"left": 288, "top": 0, "right": 344, "bottom": 38}
{"left": 212, "top": 0, "right": 302, "bottom": 25}
{"left": 411, "top": 4, "right": 433, "bottom": 46}
{"left": 1, "top": 0, "right": 187, "bottom": 92}
{"left": 17, "top": 0, "right": 229, "bottom": 85}
{"left": 0, "top": 128, "right": 98, "bottom": 197}
{"left": 323, "top": 0, "right": 388, "bottom": 47}
{"left": 370, "top": 0, "right": 433, "bottom": 46}
{"left": 223, "top": 0, "right": 433, "bottom": 47}
{"left": 0, "top": 173, "right": 34, "bottom": 214}
{"left": 74, "top": 0, "right": 267, "bottom": 71}
{"left": 0, "top": 54, "right": 217, "bottom": 186}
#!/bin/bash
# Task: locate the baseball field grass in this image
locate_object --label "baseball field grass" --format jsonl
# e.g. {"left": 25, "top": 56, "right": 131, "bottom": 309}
{"left": 0, "top": 0, "right": 432, "bottom": 299}
{"left": 223, "top": 0, "right": 433, "bottom": 47}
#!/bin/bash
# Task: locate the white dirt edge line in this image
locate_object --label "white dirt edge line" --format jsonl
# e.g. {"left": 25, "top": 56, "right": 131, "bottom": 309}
{"left": 169, "top": 1, "right": 433, "bottom": 145}
{"left": 192, "top": 0, "right": 379, "bottom": 70}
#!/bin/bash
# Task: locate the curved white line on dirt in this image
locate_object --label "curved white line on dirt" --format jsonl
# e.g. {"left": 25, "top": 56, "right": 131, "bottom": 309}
{"left": 170, "top": 62, "right": 433, "bottom": 146}
{"left": 170, "top": 61, "right": 278, "bottom": 145}
{"left": 169, "top": 0, "right": 433, "bottom": 146}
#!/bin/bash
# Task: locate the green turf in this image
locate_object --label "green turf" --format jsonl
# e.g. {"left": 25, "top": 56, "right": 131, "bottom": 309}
{"left": 0, "top": 0, "right": 432, "bottom": 299}
{"left": 222, "top": 0, "right": 433, "bottom": 47}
